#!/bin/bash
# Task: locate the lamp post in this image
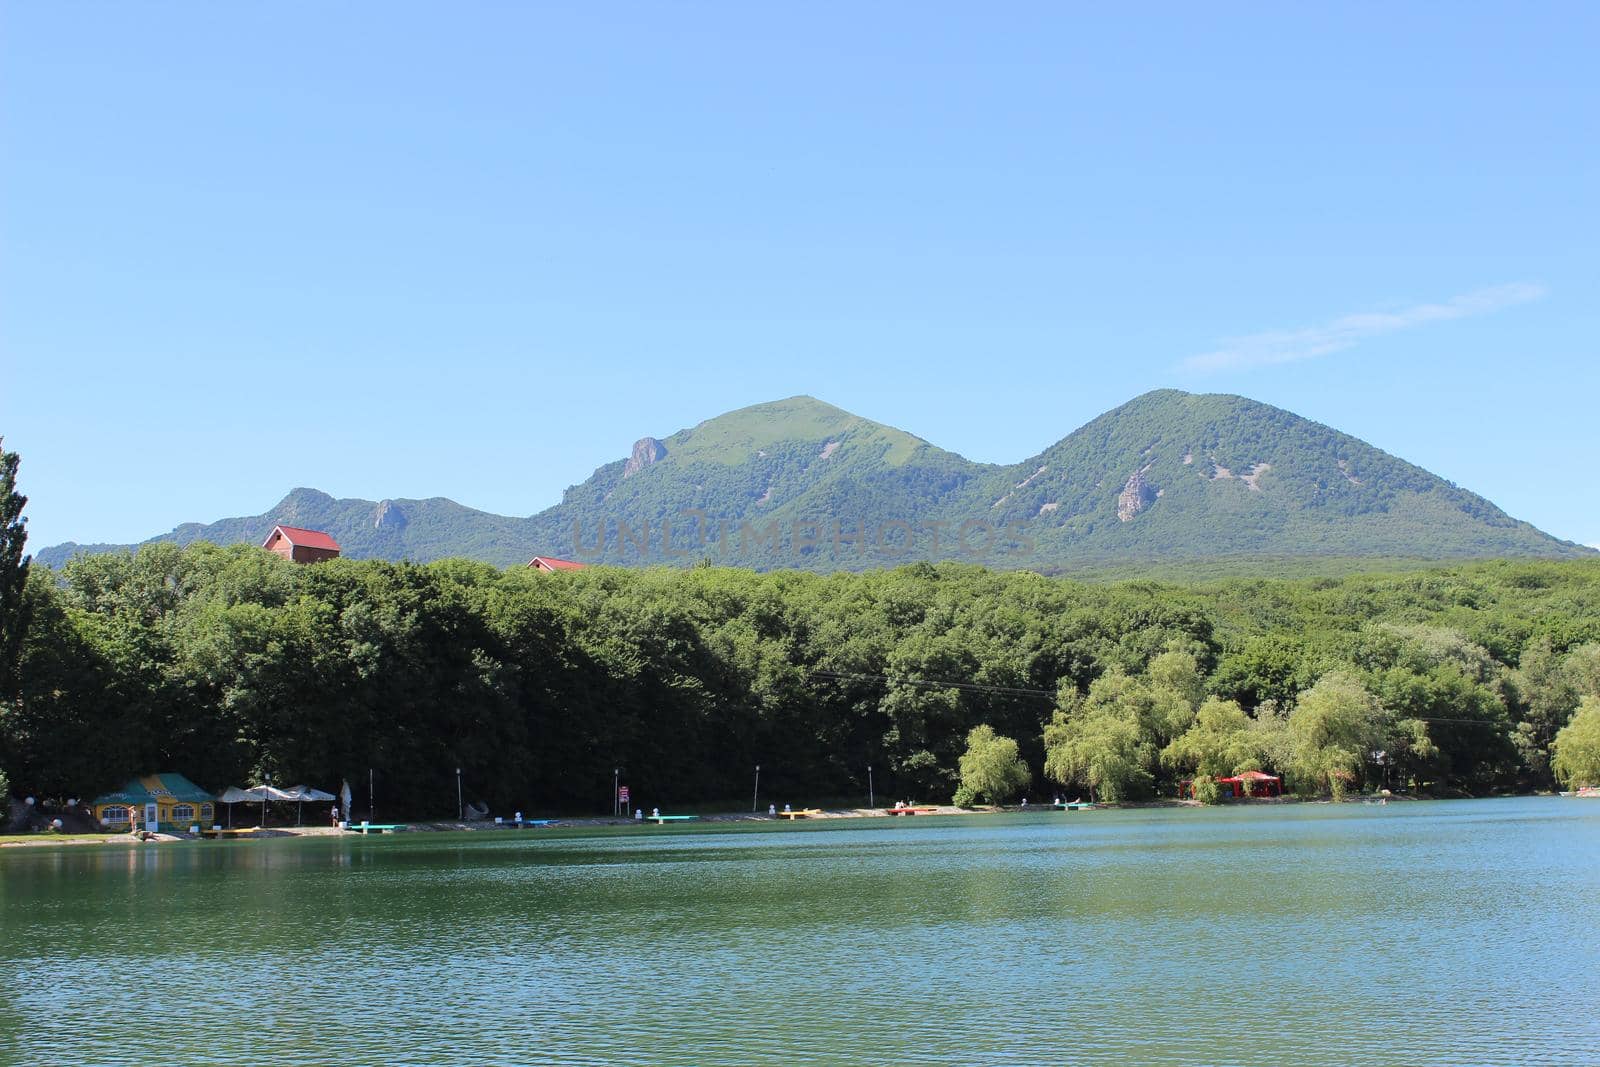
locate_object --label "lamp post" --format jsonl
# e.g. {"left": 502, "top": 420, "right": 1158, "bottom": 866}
{"left": 613, "top": 767, "right": 619, "bottom": 816}
{"left": 868, "top": 765, "right": 874, "bottom": 809}
{"left": 752, "top": 764, "right": 760, "bottom": 813}
{"left": 456, "top": 767, "right": 463, "bottom": 821}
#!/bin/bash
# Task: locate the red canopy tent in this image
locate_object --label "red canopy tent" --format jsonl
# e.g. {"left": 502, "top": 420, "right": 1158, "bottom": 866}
{"left": 1216, "top": 771, "right": 1282, "bottom": 798}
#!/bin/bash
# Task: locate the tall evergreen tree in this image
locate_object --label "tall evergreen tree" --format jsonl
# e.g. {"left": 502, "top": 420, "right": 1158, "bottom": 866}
{"left": 0, "top": 439, "right": 30, "bottom": 698}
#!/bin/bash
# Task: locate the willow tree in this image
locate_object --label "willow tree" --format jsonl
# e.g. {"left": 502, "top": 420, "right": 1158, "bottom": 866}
{"left": 1042, "top": 682, "right": 1154, "bottom": 802}
{"left": 1287, "top": 671, "right": 1388, "bottom": 799}
{"left": 1162, "top": 697, "right": 1263, "bottom": 778}
{"left": 954, "top": 724, "right": 1030, "bottom": 806}
{"left": 1552, "top": 697, "right": 1600, "bottom": 789}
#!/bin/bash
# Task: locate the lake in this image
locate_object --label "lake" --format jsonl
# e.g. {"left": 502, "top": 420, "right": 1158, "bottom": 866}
{"left": 2, "top": 797, "right": 1596, "bottom": 1065}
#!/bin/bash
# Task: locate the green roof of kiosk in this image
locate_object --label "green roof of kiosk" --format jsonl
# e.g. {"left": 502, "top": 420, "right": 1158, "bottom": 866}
{"left": 93, "top": 773, "right": 214, "bottom": 806}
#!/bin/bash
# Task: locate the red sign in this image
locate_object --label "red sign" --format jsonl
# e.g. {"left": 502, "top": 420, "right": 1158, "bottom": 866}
{"left": 618, "top": 786, "right": 630, "bottom": 803}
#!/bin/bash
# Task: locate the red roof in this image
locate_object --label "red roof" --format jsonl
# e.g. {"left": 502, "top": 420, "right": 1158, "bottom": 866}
{"left": 265, "top": 525, "right": 342, "bottom": 552}
{"left": 1218, "top": 771, "right": 1280, "bottom": 782}
{"left": 529, "top": 556, "right": 586, "bottom": 572}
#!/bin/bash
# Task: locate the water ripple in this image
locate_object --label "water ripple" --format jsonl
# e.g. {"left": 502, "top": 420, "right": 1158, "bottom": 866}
{"left": 2, "top": 798, "right": 1597, "bottom": 1065}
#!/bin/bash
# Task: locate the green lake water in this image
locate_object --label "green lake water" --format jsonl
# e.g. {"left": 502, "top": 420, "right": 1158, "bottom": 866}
{"left": 2, "top": 797, "right": 1597, "bottom": 1065}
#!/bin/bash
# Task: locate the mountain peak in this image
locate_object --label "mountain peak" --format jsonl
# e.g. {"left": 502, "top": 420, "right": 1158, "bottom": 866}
{"left": 279, "top": 487, "right": 337, "bottom": 507}
{"left": 692, "top": 394, "right": 861, "bottom": 430}
{"left": 661, "top": 394, "right": 934, "bottom": 467}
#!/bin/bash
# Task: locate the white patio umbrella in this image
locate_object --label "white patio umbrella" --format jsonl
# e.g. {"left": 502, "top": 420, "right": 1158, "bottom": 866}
{"left": 339, "top": 780, "right": 352, "bottom": 825}
{"left": 217, "top": 786, "right": 258, "bottom": 828}
{"left": 285, "top": 785, "right": 336, "bottom": 826}
{"left": 243, "top": 783, "right": 296, "bottom": 826}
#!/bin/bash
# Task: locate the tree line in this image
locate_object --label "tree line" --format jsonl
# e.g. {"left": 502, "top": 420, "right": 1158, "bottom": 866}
{"left": 3, "top": 529, "right": 1599, "bottom": 815}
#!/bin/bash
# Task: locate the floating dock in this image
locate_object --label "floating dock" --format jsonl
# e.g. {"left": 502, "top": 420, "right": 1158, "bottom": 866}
{"left": 775, "top": 808, "right": 823, "bottom": 819}
{"left": 1052, "top": 802, "right": 1096, "bottom": 811}
{"left": 885, "top": 806, "right": 938, "bottom": 816}
{"left": 646, "top": 814, "right": 699, "bottom": 824}
{"left": 344, "top": 822, "right": 408, "bottom": 835}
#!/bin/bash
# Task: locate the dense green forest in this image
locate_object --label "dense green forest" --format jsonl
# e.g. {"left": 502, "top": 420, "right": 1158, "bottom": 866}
{"left": 4, "top": 540, "right": 1599, "bottom": 816}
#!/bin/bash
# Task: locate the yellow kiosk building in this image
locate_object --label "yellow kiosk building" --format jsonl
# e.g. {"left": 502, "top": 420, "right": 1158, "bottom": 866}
{"left": 92, "top": 773, "right": 216, "bottom": 832}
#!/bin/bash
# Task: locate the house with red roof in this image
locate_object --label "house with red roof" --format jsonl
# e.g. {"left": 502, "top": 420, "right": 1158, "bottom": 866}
{"left": 529, "top": 555, "right": 586, "bottom": 572}
{"left": 263, "top": 525, "right": 342, "bottom": 564}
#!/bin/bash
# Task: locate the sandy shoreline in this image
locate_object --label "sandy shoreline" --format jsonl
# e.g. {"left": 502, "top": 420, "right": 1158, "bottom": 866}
{"left": 0, "top": 804, "right": 996, "bottom": 846}
{"left": 0, "top": 792, "right": 1459, "bottom": 848}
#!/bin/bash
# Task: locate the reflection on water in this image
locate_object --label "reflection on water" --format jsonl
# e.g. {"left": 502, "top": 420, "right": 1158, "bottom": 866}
{"left": 2, "top": 798, "right": 1597, "bottom": 1065}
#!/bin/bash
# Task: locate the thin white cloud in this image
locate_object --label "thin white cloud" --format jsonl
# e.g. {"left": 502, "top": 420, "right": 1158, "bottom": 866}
{"left": 1183, "top": 282, "right": 1546, "bottom": 374}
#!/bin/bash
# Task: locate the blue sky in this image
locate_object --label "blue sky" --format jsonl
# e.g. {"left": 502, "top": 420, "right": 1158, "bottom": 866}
{"left": 3, "top": 3, "right": 1597, "bottom": 550}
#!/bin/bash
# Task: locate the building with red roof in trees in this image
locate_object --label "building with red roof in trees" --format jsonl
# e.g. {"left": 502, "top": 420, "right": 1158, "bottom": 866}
{"left": 263, "top": 525, "right": 342, "bottom": 564}
{"left": 529, "top": 555, "right": 586, "bottom": 572}
{"left": 1221, "top": 770, "right": 1282, "bottom": 797}
{"left": 1209, "top": 771, "right": 1283, "bottom": 798}
{"left": 1180, "top": 770, "right": 1283, "bottom": 799}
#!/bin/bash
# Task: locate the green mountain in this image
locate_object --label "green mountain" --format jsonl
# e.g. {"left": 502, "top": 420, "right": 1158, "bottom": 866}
{"left": 35, "top": 391, "right": 1593, "bottom": 572}
{"left": 36, "top": 489, "right": 536, "bottom": 570}
{"left": 953, "top": 390, "right": 1577, "bottom": 565}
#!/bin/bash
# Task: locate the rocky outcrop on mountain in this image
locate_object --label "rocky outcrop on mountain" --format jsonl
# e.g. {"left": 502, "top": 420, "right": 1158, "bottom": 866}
{"left": 1117, "top": 468, "right": 1156, "bottom": 522}
{"left": 373, "top": 500, "right": 407, "bottom": 530}
{"left": 623, "top": 437, "right": 667, "bottom": 477}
